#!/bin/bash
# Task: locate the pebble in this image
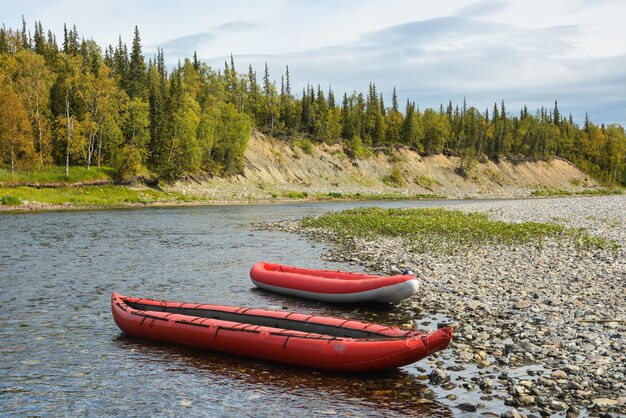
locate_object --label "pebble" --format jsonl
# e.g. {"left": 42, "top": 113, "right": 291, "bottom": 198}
{"left": 429, "top": 368, "right": 450, "bottom": 384}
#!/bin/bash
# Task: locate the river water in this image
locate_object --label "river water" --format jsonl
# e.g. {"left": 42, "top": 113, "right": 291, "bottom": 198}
{"left": 1, "top": 200, "right": 474, "bottom": 417}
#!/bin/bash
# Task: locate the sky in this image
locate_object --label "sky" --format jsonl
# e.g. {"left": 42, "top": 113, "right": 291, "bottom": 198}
{"left": 2, "top": 0, "right": 626, "bottom": 126}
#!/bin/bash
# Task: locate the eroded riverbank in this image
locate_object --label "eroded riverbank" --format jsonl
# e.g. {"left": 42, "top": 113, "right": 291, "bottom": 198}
{"left": 264, "top": 196, "right": 626, "bottom": 417}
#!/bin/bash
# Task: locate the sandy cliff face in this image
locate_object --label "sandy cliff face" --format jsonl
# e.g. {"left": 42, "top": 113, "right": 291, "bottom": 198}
{"left": 171, "top": 132, "right": 597, "bottom": 200}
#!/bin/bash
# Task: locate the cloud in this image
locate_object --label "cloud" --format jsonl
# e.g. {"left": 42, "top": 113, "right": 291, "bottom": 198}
{"left": 158, "top": 32, "right": 215, "bottom": 56}
{"left": 153, "top": 20, "right": 257, "bottom": 60}
{"left": 453, "top": 0, "right": 510, "bottom": 18}
{"left": 215, "top": 21, "right": 258, "bottom": 32}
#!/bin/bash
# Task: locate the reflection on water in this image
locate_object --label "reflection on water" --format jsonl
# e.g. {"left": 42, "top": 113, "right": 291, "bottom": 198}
{"left": 0, "top": 200, "right": 468, "bottom": 416}
{"left": 114, "top": 335, "right": 452, "bottom": 417}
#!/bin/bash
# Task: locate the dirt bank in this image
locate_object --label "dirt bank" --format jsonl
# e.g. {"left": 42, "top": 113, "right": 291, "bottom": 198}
{"left": 169, "top": 132, "right": 598, "bottom": 200}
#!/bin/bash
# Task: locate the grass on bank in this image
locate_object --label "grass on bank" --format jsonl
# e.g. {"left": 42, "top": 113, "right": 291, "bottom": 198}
{"left": 269, "top": 191, "right": 446, "bottom": 201}
{"left": 0, "top": 166, "right": 115, "bottom": 185}
{"left": 0, "top": 185, "right": 197, "bottom": 207}
{"left": 317, "top": 192, "right": 446, "bottom": 200}
{"left": 300, "top": 207, "right": 617, "bottom": 252}
{"left": 531, "top": 187, "right": 623, "bottom": 197}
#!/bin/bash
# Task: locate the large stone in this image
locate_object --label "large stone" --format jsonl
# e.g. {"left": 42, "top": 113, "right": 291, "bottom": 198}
{"left": 457, "top": 402, "right": 478, "bottom": 412}
{"left": 514, "top": 300, "right": 532, "bottom": 309}
{"left": 563, "top": 364, "right": 581, "bottom": 375}
{"left": 592, "top": 398, "right": 619, "bottom": 407}
{"left": 501, "top": 409, "right": 527, "bottom": 418}
{"left": 550, "top": 400, "right": 568, "bottom": 411}
{"left": 517, "top": 394, "right": 536, "bottom": 407}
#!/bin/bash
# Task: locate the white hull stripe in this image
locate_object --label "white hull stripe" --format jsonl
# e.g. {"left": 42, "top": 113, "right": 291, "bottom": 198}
{"left": 251, "top": 279, "right": 419, "bottom": 303}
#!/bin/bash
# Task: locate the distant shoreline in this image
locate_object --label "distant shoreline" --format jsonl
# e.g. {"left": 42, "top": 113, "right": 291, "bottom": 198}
{"left": 1, "top": 189, "right": 621, "bottom": 213}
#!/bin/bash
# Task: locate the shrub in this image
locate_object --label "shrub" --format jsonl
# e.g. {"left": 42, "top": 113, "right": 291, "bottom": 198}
{"left": 413, "top": 175, "right": 439, "bottom": 191}
{"left": 383, "top": 166, "right": 406, "bottom": 187}
{"left": 1, "top": 195, "right": 22, "bottom": 205}
{"left": 295, "top": 138, "right": 314, "bottom": 154}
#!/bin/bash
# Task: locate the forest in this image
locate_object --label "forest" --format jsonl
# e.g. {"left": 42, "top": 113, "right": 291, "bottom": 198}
{"left": 1, "top": 19, "right": 625, "bottom": 185}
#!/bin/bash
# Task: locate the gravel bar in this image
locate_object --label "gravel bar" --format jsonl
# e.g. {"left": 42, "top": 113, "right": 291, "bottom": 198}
{"left": 264, "top": 195, "right": 626, "bottom": 417}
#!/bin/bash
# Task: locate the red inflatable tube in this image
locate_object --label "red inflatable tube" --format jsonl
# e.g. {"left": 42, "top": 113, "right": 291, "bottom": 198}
{"left": 111, "top": 292, "right": 452, "bottom": 372}
{"left": 250, "top": 262, "right": 420, "bottom": 303}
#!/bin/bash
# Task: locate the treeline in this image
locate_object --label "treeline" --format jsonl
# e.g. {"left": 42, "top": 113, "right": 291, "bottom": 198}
{"left": 1, "top": 19, "right": 625, "bottom": 185}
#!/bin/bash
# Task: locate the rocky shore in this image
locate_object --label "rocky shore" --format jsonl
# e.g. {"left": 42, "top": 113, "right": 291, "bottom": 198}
{"left": 264, "top": 196, "right": 626, "bottom": 417}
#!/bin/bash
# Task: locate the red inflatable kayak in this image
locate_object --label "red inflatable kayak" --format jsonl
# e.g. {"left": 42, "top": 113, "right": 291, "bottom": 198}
{"left": 250, "top": 262, "right": 419, "bottom": 303}
{"left": 111, "top": 293, "right": 452, "bottom": 372}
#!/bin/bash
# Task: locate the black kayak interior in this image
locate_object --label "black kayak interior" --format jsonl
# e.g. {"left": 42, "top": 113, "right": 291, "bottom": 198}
{"left": 126, "top": 300, "right": 405, "bottom": 340}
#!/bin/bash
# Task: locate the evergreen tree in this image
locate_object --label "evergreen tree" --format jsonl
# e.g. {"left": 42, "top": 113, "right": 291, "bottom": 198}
{"left": 127, "top": 26, "right": 147, "bottom": 99}
{"left": 553, "top": 99, "right": 560, "bottom": 125}
{"left": 21, "top": 16, "right": 29, "bottom": 50}
{"left": 391, "top": 87, "right": 399, "bottom": 113}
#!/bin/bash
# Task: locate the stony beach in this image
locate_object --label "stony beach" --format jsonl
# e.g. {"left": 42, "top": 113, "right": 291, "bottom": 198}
{"left": 264, "top": 195, "right": 626, "bottom": 417}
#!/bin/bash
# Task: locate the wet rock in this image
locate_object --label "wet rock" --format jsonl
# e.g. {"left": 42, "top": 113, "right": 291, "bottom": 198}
{"left": 479, "top": 377, "right": 493, "bottom": 391}
{"left": 429, "top": 368, "right": 450, "bottom": 384}
{"left": 420, "top": 388, "right": 437, "bottom": 400}
{"left": 441, "top": 382, "right": 456, "bottom": 390}
{"left": 566, "top": 404, "right": 580, "bottom": 417}
{"left": 457, "top": 402, "right": 478, "bottom": 412}
{"left": 550, "top": 400, "right": 568, "bottom": 411}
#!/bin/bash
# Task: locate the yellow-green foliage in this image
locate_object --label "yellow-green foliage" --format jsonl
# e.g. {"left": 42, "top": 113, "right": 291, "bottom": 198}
{"left": 281, "top": 190, "right": 309, "bottom": 199}
{"left": 383, "top": 166, "right": 406, "bottom": 187}
{"left": 0, "top": 186, "right": 197, "bottom": 206}
{"left": 294, "top": 138, "right": 314, "bottom": 154}
{"left": 531, "top": 187, "right": 623, "bottom": 197}
{"left": 349, "top": 136, "right": 373, "bottom": 159}
{"left": 0, "top": 166, "right": 115, "bottom": 184}
{"left": 413, "top": 175, "right": 439, "bottom": 191}
{"left": 1, "top": 195, "right": 22, "bottom": 205}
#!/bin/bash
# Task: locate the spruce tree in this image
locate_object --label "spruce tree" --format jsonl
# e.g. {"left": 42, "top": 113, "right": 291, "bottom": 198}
{"left": 128, "top": 26, "right": 147, "bottom": 99}
{"left": 21, "top": 15, "right": 30, "bottom": 50}
{"left": 553, "top": 100, "right": 560, "bottom": 125}
{"left": 193, "top": 51, "right": 200, "bottom": 70}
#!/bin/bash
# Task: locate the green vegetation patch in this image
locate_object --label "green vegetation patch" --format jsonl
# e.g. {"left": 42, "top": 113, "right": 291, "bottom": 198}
{"left": 0, "top": 166, "right": 115, "bottom": 185}
{"left": 531, "top": 187, "right": 624, "bottom": 197}
{"left": 301, "top": 207, "right": 617, "bottom": 252}
{"left": 1, "top": 195, "right": 22, "bottom": 205}
{"left": 281, "top": 190, "right": 309, "bottom": 199}
{"left": 413, "top": 175, "right": 440, "bottom": 191}
{"left": 313, "top": 192, "right": 445, "bottom": 201}
{"left": 294, "top": 138, "right": 315, "bottom": 154}
{"left": 0, "top": 186, "right": 196, "bottom": 207}
{"left": 382, "top": 166, "right": 406, "bottom": 187}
